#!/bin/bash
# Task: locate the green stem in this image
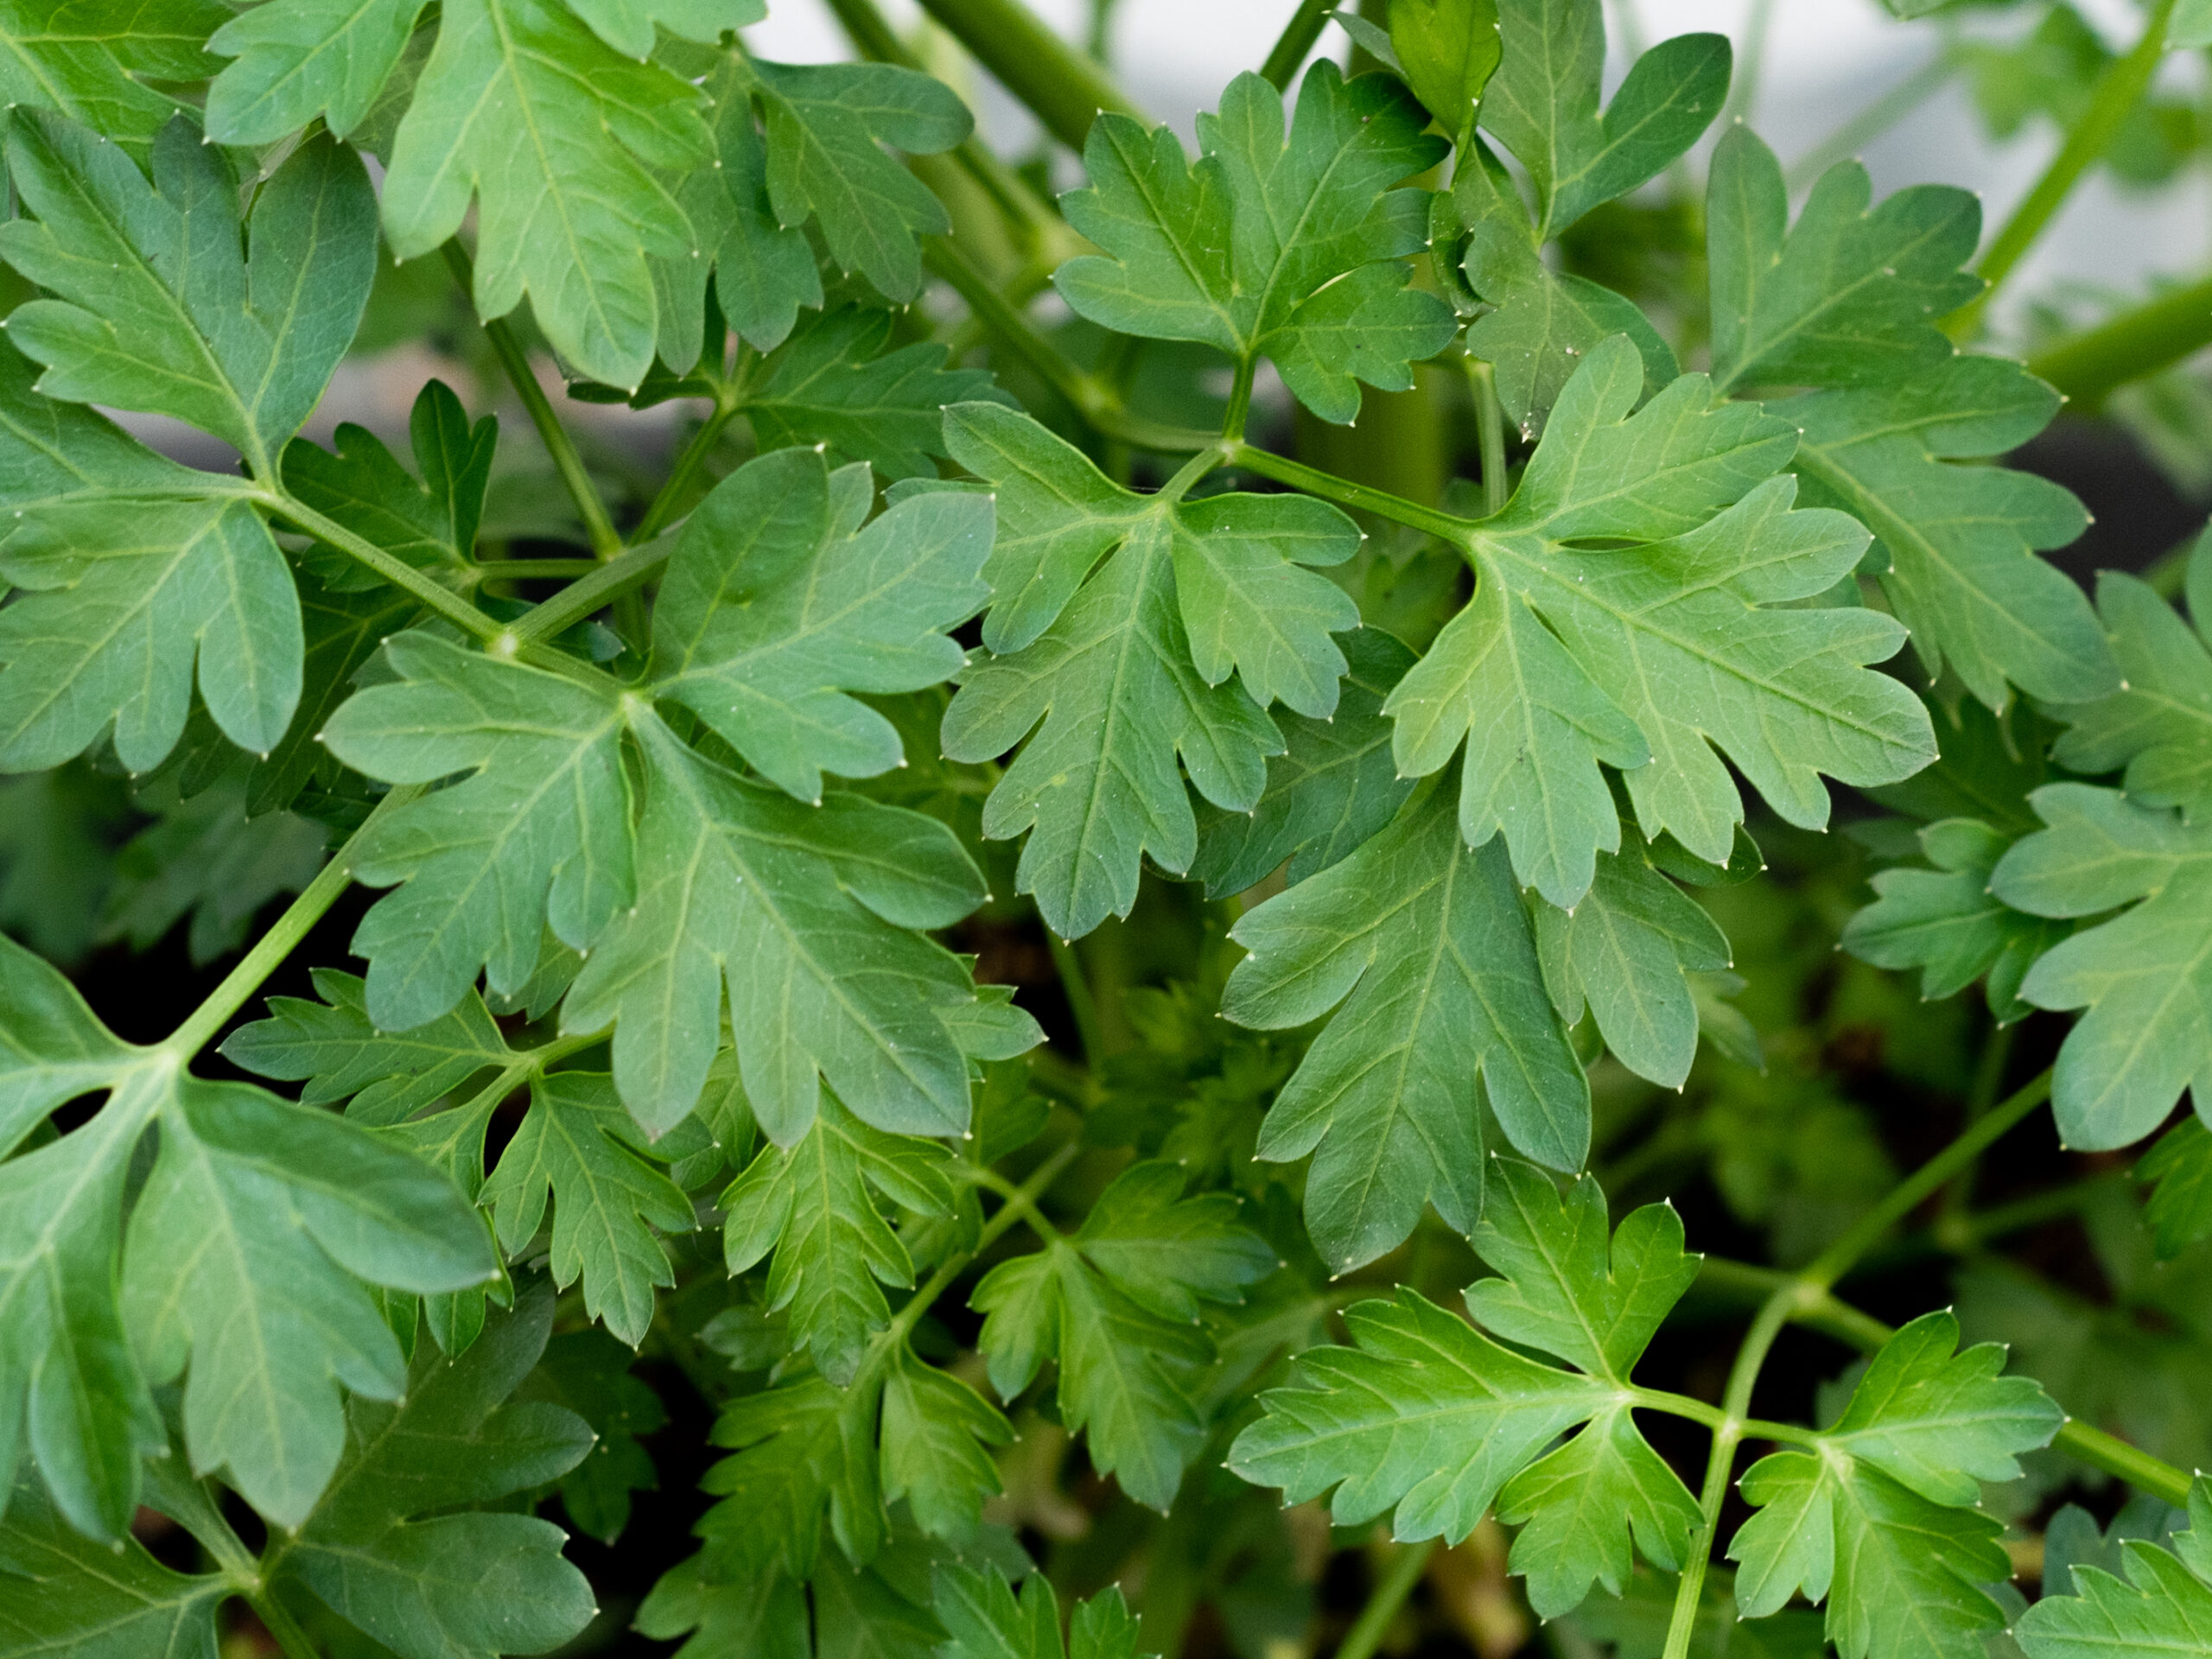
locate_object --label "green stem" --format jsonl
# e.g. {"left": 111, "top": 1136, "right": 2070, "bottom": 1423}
{"left": 2026, "top": 270, "right": 2212, "bottom": 408}
{"left": 1800, "top": 1067, "right": 2052, "bottom": 1292}
{"left": 1465, "top": 356, "right": 1509, "bottom": 518}
{"left": 1662, "top": 1287, "right": 1796, "bottom": 1659}
{"left": 1687, "top": 1257, "right": 1897, "bottom": 1351}
{"left": 511, "top": 535, "right": 675, "bottom": 645}
{"left": 1046, "top": 931, "right": 1109, "bottom": 1065}
{"left": 1337, "top": 1537, "right": 1437, "bottom": 1659}
{"left": 1222, "top": 356, "right": 1258, "bottom": 443}
{"left": 963, "top": 1165, "right": 1064, "bottom": 1242}
{"left": 1951, "top": 0, "right": 2177, "bottom": 338}
{"left": 912, "top": 0, "right": 1143, "bottom": 151}
{"left": 257, "top": 489, "right": 499, "bottom": 643}
{"left": 249, "top": 1589, "right": 323, "bottom": 1659}
{"left": 1262, "top": 0, "right": 1336, "bottom": 91}
{"left": 466, "top": 559, "right": 603, "bottom": 582}
{"left": 441, "top": 243, "right": 624, "bottom": 561}
{"left": 888, "top": 1142, "right": 1083, "bottom": 1350}
{"left": 2059, "top": 1419, "right": 2195, "bottom": 1507}
{"left": 1942, "top": 1022, "right": 2016, "bottom": 1224}
{"left": 1786, "top": 49, "right": 1956, "bottom": 193}
{"left": 632, "top": 395, "right": 741, "bottom": 547}
{"left": 1229, "top": 441, "right": 1474, "bottom": 544}
{"left": 161, "top": 785, "right": 421, "bottom": 1061}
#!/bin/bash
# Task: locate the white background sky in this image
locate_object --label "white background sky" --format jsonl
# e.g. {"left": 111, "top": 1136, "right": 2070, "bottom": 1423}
{"left": 749, "top": 0, "right": 2212, "bottom": 338}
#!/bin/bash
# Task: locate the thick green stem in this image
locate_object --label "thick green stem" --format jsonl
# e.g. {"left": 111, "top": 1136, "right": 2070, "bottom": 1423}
{"left": 1263, "top": 0, "right": 1336, "bottom": 91}
{"left": 1337, "top": 1536, "right": 1436, "bottom": 1659}
{"left": 250, "top": 1590, "right": 323, "bottom": 1659}
{"left": 1687, "top": 1258, "right": 1901, "bottom": 1351}
{"left": 1229, "top": 441, "right": 1474, "bottom": 543}
{"left": 441, "top": 243, "right": 624, "bottom": 561}
{"left": 1800, "top": 1067, "right": 2052, "bottom": 1292}
{"left": 511, "top": 535, "right": 674, "bottom": 645}
{"left": 632, "top": 396, "right": 741, "bottom": 547}
{"left": 1465, "top": 356, "right": 1509, "bottom": 517}
{"left": 912, "top": 0, "right": 1143, "bottom": 150}
{"left": 1951, "top": 0, "right": 2177, "bottom": 337}
{"left": 467, "top": 559, "right": 603, "bottom": 582}
{"left": 1222, "top": 357, "right": 1258, "bottom": 443}
{"left": 2027, "top": 270, "right": 2212, "bottom": 408}
{"left": 258, "top": 489, "right": 500, "bottom": 643}
{"left": 889, "top": 1142, "right": 1083, "bottom": 1350}
{"left": 161, "top": 785, "right": 421, "bottom": 1062}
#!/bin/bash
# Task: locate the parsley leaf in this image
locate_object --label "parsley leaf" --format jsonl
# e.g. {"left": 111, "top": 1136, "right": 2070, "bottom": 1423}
{"left": 0, "top": 1468, "right": 226, "bottom": 1655}
{"left": 1389, "top": 334, "right": 1934, "bottom": 909}
{"left": 1054, "top": 61, "right": 1456, "bottom": 423}
{"left": 2017, "top": 1478, "right": 2212, "bottom": 1659}
{"left": 934, "top": 1562, "right": 1153, "bottom": 1659}
{"left": 0, "top": 0, "right": 229, "bottom": 157}
{"left": 1229, "top": 1162, "right": 1701, "bottom": 1617}
{"left": 1222, "top": 779, "right": 1586, "bottom": 1270}
{"left": 941, "top": 403, "right": 1360, "bottom": 939}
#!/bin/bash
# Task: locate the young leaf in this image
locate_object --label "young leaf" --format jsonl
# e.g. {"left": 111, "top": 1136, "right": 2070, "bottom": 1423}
{"left": 649, "top": 447, "right": 991, "bottom": 805}
{"left": 222, "top": 969, "right": 519, "bottom": 1128}
{"left": 119, "top": 1079, "right": 496, "bottom": 1527}
{"left": 480, "top": 1071, "right": 694, "bottom": 1347}
{"left": 268, "top": 1283, "right": 598, "bottom": 1659}
{"left": 934, "top": 1563, "right": 1153, "bottom": 1659}
{"left": 1229, "top": 1163, "right": 1701, "bottom": 1617}
{"left": 2017, "top": 1479, "right": 2212, "bottom": 1659}
{"left": 1535, "top": 828, "right": 1733, "bottom": 1090}
{"left": 1054, "top": 61, "right": 1456, "bottom": 423}
{"left": 562, "top": 713, "right": 997, "bottom": 1142}
{"left": 379, "top": 0, "right": 717, "bottom": 391}
{"left": 721, "top": 1092, "right": 955, "bottom": 1385}
{"left": 2048, "top": 540, "right": 2212, "bottom": 821}
{"left": 0, "top": 115, "right": 375, "bottom": 472}
{"left": 2140, "top": 1116, "right": 2212, "bottom": 1258}
{"left": 1191, "top": 626, "right": 1418, "bottom": 899}
{"left": 1222, "top": 779, "right": 1586, "bottom": 1270}
{"left": 321, "top": 632, "right": 634, "bottom": 1033}
{"left": 972, "top": 1161, "right": 1272, "bottom": 1510}
{"left": 940, "top": 403, "right": 1360, "bottom": 938}
{"left": 635, "top": 1555, "right": 811, "bottom": 1659}
{"left": 282, "top": 379, "right": 497, "bottom": 579}
{"left": 1728, "top": 1312, "right": 2059, "bottom": 1659}
{"left": 1842, "top": 818, "right": 2066, "bottom": 1022}
{"left": 1388, "top": 0, "right": 1502, "bottom": 138}
{"left": 1992, "top": 783, "right": 2212, "bottom": 1149}
{"left": 1388, "top": 335, "right": 1935, "bottom": 907}
{"left": 1480, "top": 0, "right": 1729, "bottom": 238}
{"left": 1704, "top": 128, "right": 2112, "bottom": 709}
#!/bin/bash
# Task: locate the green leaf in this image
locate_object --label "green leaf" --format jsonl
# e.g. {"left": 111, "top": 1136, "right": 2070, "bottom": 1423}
{"left": 1054, "top": 61, "right": 1456, "bottom": 423}
{"left": 1727, "top": 1313, "right": 2057, "bottom": 1659}
{"left": 1388, "top": 334, "right": 1934, "bottom": 907}
{"left": 0, "top": 763, "right": 130, "bottom": 965}
{"left": 635, "top": 1555, "right": 810, "bottom": 1659}
{"left": 205, "top": 0, "right": 430, "bottom": 145}
{"left": 1452, "top": 146, "right": 1681, "bottom": 435}
{"left": 270, "top": 1283, "right": 598, "bottom": 1659}
{"left": 1481, "top": 1, "right": 1729, "bottom": 238}
{"left": 1728, "top": 1451, "right": 2013, "bottom": 1659}
{"left": 0, "top": 0, "right": 229, "bottom": 158}
{"left": 0, "top": 1469, "right": 226, "bottom": 1658}
{"left": 1192, "top": 626, "right": 1418, "bottom": 898}
{"left": 1221, "top": 778, "right": 1586, "bottom": 1270}
{"left": 0, "top": 931, "right": 133, "bottom": 1160}
{"left": 562, "top": 712, "right": 996, "bottom": 1141}
{"left": 481, "top": 1071, "right": 693, "bottom": 1346}
{"left": 221, "top": 969, "right": 518, "bottom": 1128}
{"left": 933, "top": 1563, "right": 1153, "bottom": 1659}
{"left": 1388, "top": 0, "right": 1502, "bottom": 138}
{"left": 282, "top": 379, "right": 496, "bottom": 581}
{"left": 650, "top": 447, "right": 990, "bottom": 805}
{"left": 2017, "top": 1480, "right": 2212, "bottom": 1659}
{"left": 1991, "top": 783, "right": 2212, "bottom": 1149}
{"left": 321, "top": 632, "right": 635, "bottom": 1032}
{"left": 722, "top": 1092, "right": 955, "bottom": 1385}
{"left": 940, "top": 403, "right": 1360, "bottom": 938}
{"left": 2050, "top": 543, "right": 2212, "bottom": 821}
{"left": 735, "top": 307, "right": 1002, "bottom": 481}
{"left": 1706, "top": 127, "right": 1982, "bottom": 394}
{"left": 973, "top": 1161, "right": 1272, "bottom": 1510}
{"left": 1, "top": 115, "right": 376, "bottom": 473}
{"left": 699, "top": 1346, "right": 1006, "bottom": 1579}
{"left": 1842, "top": 817, "right": 2066, "bottom": 1022}
{"left": 519, "top": 1328, "right": 666, "bottom": 1544}
{"left": 1818, "top": 1310, "right": 2062, "bottom": 1504}
{"left": 119, "top": 1078, "right": 496, "bottom": 1527}
{"left": 1229, "top": 1166, "right": 1699, "bottom": 1615}
{"left": 2139, "top": 1116, "right": 2212, "bottom": 1258}
{"left": 380, "top": 0, "right": 715, "bottom": 391}
{"left": 1535, "top": 827, "right": 1732, "bottom": 1089}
